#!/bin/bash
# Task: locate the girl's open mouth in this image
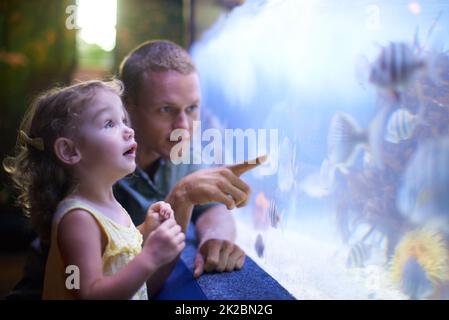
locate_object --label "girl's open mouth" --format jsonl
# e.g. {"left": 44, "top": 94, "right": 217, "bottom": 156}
{"left": 123, "top": 143, "right": 137, "bottom": 157}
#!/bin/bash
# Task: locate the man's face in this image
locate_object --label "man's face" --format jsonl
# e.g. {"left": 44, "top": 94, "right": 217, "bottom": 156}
{"left": 128, "top": 70, "right": 201, "bottom": 162}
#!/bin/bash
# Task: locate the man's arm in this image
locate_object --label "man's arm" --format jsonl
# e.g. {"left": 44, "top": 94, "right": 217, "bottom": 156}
{"left": 167, "top": 155, "right": 267, "bottom": 234}
{"left": 165, "top": 184, "right": 195, "bottom": 233}
{"left": 147, "top": 156, "right": 266, "bottom": 293}
{"left": 193, "top": 204, "right": 245, "bottom": 278}
{"left": 195, "top": 204, "right": 236, "bottom": 244}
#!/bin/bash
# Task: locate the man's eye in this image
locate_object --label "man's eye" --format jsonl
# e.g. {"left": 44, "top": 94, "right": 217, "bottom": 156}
{"left": 186, "top": 105, "right": 198, "bottom": 113}
{"left": 160, "top": 106, "right": 171, "bottom": 113}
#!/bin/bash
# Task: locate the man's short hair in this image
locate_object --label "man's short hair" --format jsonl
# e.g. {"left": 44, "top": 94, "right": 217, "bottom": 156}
{"left": 119, "top": 40, "right": 196, "bottom": 103}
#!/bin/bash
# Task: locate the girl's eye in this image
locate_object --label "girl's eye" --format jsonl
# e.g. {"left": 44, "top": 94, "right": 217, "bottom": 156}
{"left": 105, "top": 120, "right": 114, "bottom": 128}
{"left": 122, "top": 117, "right": 128, "bottom": 125}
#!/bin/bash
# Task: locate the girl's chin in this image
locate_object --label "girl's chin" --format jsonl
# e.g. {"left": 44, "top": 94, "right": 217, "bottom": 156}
{"left": 128, "top": 162, "right": 137, "bottom": 173}
{"left": 119, "top": 162, "right": 137, "bottom": 177}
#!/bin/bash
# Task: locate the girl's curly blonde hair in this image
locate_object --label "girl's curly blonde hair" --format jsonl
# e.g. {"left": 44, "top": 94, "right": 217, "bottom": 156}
{"left": 3, "top": 79, "right": 123, "bottom": 242}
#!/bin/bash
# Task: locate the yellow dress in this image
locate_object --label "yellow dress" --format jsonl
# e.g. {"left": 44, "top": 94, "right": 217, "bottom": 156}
{"left": 42, "top": 197, "right": 148, "bottom": 300}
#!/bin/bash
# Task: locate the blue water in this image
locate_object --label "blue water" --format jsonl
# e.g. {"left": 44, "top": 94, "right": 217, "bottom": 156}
{"left": 191, "top": 0, "right": 449, "bottom": 299}
{"left": 192, "top": 0, "right": 448, "bottom": 162}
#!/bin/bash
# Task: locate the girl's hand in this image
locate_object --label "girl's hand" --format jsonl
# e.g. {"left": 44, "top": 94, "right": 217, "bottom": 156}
{"left": 143, "top": 201, "right": 174, "bottom": 237}
{"left": 142, "top": 219, "right": 185, "bottom": 268}
{"left": 152, "top": 201, "right": 173, "bottom": 221}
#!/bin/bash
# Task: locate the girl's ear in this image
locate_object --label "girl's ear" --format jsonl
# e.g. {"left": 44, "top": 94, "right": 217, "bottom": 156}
{"left": 54, "top": 137, "right": 81, "bottom": 165}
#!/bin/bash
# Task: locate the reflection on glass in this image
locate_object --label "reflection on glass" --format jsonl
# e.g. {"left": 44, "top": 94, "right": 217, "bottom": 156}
{"left": 192, "top": 0, "right": 449, "bottom": 299}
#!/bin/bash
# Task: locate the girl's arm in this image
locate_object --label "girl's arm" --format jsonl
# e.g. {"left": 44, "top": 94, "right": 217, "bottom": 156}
{"left": 58, "top": 209, "right": 184, "bottom": 300}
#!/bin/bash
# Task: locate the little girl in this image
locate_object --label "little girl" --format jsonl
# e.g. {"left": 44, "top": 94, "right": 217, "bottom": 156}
{"left": 3, "top": 79, "right": 185, "bottom": 299}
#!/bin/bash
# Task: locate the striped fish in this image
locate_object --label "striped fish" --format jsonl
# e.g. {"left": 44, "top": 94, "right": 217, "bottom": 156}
{"left": 267, "top": 199, "right": 281, "bottom": 229}
{"left": 369, "top": 42, "right": 426, "bottom": 96}
{"left": 346, "top": 242, "right": 371, "bottom": 268}
{"left": 255, "top": 233, "right": 265, "bottom": 258}
{"left": 384, "top": 108, "right": 419, "bottom": 144}
{"left": 327, "top": 112, "right": 367, "bottom": 167}
{"left": 327, "top": 108, "right": 389, "bottom": 170}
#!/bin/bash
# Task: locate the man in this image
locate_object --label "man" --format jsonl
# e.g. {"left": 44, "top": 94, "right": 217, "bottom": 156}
{"left": 116, "top": 40, "right": 261, "bottom": 296}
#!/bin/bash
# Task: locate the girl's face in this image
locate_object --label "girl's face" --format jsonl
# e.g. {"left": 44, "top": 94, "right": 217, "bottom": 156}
{"left": 75, "top": 89, "right": 137, "bottom": 181}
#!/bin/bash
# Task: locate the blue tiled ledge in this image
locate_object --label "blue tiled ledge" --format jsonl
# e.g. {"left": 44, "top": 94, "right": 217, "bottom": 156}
{"left": 153, "top": 223, "right": 295, "bottom": 300}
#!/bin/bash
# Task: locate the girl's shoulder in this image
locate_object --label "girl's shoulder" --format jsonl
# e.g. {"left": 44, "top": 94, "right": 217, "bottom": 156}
{"left": 53, "top": 196, "right": 97, "bottom": 225}
{"left": 54, "top": 196, "right": 133, "bottom": 231}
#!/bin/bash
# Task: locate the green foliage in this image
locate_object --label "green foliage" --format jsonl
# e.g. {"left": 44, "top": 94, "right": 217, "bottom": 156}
{"left": 0, "top": 0, "right": 77, "bottom": 210}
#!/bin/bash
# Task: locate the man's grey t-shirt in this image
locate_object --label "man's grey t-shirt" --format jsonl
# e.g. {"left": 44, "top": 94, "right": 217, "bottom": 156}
{"left": 114, "top": 158, "right": 218, "bottom": 226}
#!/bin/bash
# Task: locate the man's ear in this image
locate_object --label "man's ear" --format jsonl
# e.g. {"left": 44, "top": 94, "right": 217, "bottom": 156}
{"left": 54, "top": 137, "right": 81, "bottom": 165}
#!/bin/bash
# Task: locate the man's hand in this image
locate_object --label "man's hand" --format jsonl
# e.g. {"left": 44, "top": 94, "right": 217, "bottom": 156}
{"left": 189, "top": 156, "right": 266, "bottom": 278}
{"left": 227, "top": 154, "right": 267, "bottom": 176}
{"left": 193, "top": 239, "right": 245, "bottom": 278}
{"left": 178, "top": 155, "right": 267, "bottom": 210}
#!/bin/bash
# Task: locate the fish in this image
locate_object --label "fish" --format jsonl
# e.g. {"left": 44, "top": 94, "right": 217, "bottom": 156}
{"left": 253, "top": 193, "right": 282, "bottom": 229}
{"left": 401, "top": 257, "right": 434, "bottom": 300}
{"left": 384, "top": 108, "right": 420, "bottom": 144}
{"left": 327, "top": 109, "right": 389, "bottom": 170}
{"left": 397, "top": 137, "right": 449, "bottom": 226}
{"left": 267, "top": 199, "right": 281, "bottom": 229}
{"left": 369, "top": 42, "right": 426, "bottom": 99}
{"left": 255, "top": 233, "right": 265, "bottom": 258}
{"left": 346, "top": 242, "right": 371, "bottom": 268}
{"left": 327, "top": 112, "right": 367, "bottom": 167}
{"left": 253, "top": 192, "right": 270, "bottom": 230}
{"left": 358, "top": 11, "right": 442, "bottom": 96}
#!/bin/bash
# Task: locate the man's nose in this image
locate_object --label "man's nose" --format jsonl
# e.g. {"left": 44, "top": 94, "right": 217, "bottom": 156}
{"left": 173, "top": 112, "right": 190, "bottom": 131}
